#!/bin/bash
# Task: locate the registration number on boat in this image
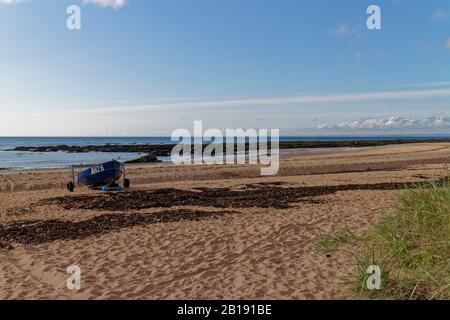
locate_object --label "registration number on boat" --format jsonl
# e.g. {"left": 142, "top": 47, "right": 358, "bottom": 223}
{"left": 90, "top": 165, "right": 105, "bottom": 175}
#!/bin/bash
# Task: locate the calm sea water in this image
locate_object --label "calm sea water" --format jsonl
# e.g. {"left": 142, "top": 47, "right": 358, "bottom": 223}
{"left": 0, "top": 136, "right": 449, "bottom": 170}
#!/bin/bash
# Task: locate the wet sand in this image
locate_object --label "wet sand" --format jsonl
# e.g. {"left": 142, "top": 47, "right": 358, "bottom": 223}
{"left": 0, "top": 143, "right": 449, "bottom": 299}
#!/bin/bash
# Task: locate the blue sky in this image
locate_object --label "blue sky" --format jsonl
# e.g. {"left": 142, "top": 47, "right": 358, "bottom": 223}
{"left": 0, "top": 0, "right": 449, "bottom": 136}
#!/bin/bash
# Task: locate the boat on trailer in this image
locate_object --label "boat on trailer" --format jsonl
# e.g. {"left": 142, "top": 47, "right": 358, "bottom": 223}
{"left": 67, "top": 159, "right": 130, "bottom": 192}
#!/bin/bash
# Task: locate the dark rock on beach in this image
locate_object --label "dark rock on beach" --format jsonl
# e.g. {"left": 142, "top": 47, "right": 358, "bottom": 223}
{"left": 10, "top": 144, "right": 175, "bottom": 155}
{"left": 124, "top": 152, "right": 162, "bottom": 164}
{"left": 8, "top": 139, "right": 450, "bottom": 164}
{"left": 10, "top": 139, "right": 450, "bottom": 154}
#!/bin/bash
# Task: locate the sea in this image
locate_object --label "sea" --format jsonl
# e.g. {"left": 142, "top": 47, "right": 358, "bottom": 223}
{"left": 0, "top": 135, "right": 449, "bottom": 170}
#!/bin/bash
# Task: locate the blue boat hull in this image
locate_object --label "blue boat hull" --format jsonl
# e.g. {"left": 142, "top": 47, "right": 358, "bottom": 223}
{"left": 77, "top": 160, "right": 124, "bottom": 188}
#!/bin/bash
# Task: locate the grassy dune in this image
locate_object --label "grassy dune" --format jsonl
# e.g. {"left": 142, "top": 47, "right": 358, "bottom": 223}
{"left": 355, "top": 181, "right": 450, "bottom": 300}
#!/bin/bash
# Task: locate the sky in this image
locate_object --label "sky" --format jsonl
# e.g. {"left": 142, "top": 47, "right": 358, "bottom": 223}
{"left": 0, "top": 0, "right": 449, "bottom": 136}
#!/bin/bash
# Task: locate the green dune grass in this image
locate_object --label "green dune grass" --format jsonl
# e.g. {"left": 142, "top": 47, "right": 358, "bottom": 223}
{"left": 354, "top": 180, "right": 450, "bottom": 300}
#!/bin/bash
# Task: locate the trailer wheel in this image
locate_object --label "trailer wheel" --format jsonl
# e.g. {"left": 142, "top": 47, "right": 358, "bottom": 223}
{"left": 124, "top": 178, "right": 130, "bottom": 188}
{"left": 67, "top": 181, "right": 74, "bottom": 192}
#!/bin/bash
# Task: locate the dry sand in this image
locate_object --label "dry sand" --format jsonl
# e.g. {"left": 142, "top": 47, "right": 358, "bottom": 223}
{"left": 0, "top": 142, "right": 449, "bottom": 300}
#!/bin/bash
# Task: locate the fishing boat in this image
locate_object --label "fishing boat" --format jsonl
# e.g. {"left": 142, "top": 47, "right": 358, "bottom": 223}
{"left": 67, "top": 160, "right": 130, "bottom": 192}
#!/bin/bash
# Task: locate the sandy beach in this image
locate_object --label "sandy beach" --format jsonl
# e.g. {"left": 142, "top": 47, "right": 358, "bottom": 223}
{"left": 1, "top": 142, "right": 449, "bottom": 300}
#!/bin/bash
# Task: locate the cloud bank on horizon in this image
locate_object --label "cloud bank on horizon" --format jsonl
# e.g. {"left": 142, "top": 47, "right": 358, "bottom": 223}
{"left": 317, "top": 116, "right": 450, "bottom": 132}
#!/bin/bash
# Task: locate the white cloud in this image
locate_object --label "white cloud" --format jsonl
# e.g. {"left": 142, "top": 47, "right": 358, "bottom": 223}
{"left": 445, "top": 38, "right": 450, "bottom": 50}
{"left": 433, "top": 10, "right": 450, "bottom": 21}
{"left": 0, "top": 0, "right": 128, "bottom": 7}
{"left": 317, "top": 116, "right": 450, "bottom": 131}
{"left": 355, "top": 51, "right": 364, "bottom": 62}
{"left": 50, "top": 87, "right": 450, "bottom": 115}
{"left": 83, "top": 0, "right": 127, "bottom": 9}
{"left": 391, "top": 81, "right": 450, "bottom": 88}
{"left": 329, "top": 23, "right": 363, "bottom": 42}
{"left": 330, "top": 24, "right": 352, "bottom": 37}
{"left": 0, "top": 0, "right": 25, "bottom": 4}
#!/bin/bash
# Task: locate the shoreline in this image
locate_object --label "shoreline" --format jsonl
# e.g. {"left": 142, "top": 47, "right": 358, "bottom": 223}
{"left": 0, "top": 144, "right": 399, "bottom": 171}
{"left": 1, "top": 142, "right": 449, "bottom": 185}
{"left": 3, "top": 139, "right": 450, "bottom": 169}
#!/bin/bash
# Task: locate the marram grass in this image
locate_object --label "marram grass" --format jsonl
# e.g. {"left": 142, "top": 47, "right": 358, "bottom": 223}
{"left": 354, "top": 180, "right": 450, "bottom": 300}
{"left": 316, "top": 229, "right": 356, "bottom": 252}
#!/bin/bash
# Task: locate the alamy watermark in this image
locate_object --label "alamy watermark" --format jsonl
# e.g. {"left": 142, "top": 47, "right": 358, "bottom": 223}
{"left": 66, "top": 264, "right": 81, "bottom": 290}
{"left": 171, "top": 121, "right": 279, "bottom": 176}
{"left": 66, "top": 5, "right": 81, "bottom": 30}
{"left": 66, "top": 4, "right": 382, "bottom": 31}
{"left": 366, "top": 265, "right": 381, "bottom": 290}
{"left": 367, "top": 5, "right": 382, "bottom": 30}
